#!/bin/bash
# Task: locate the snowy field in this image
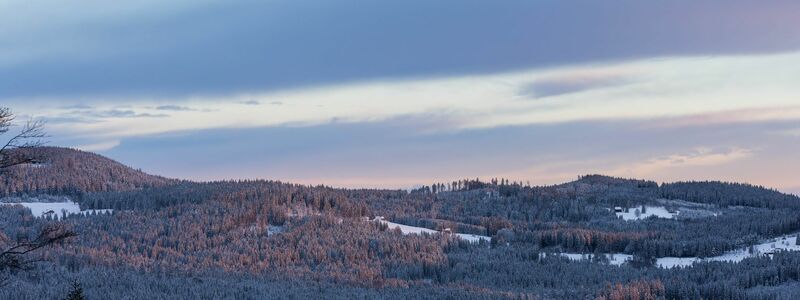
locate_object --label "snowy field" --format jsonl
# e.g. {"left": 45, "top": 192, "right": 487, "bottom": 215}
{"left": 548, "top": 253, "right": 633, "bottom": 266}
{"left": 554, "top": 233, "right": 800, "bottom": 268}
{"left": 374, "top": 217, "right": 491, "bottom": 243}
{"left": 454, "top": 233, "right": 492, "bottom": 243}
{"left": 656, "top": 233, "right": 800, "bottom": 268}
{"left": 267, "top": 225, "right": 284, "bottom": 236}
{"left": 615, "top": 206, "right": 678, "bottom": 221}
{"left": 1, "top": 201, "right": 112, "bottom": 220}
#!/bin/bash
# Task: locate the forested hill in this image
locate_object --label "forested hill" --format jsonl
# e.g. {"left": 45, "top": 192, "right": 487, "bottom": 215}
{"left": 558, "top": 174, "right": 798, "bottom": 207}
{"left": 0, "top": 147, "right": 176, "bottom": 196}
{"left": 4, "top": 152, "right": 800, "bottom": 298}
{"left": 660, "top": 180, "right": 798, "bottom": 208}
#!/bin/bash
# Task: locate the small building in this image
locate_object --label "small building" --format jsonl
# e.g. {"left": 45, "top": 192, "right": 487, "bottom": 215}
{"left": 613, "top": 207, "right": 623, "bottom": 213}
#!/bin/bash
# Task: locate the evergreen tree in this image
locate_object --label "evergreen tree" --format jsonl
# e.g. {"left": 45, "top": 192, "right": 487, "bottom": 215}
{"left": 65, "top": 281, "right": 85, "bottom": 300}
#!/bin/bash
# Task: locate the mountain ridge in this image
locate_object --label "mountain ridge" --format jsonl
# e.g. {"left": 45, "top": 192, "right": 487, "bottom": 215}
{"left": 2, "top": 147, "right": 797, "bottom": 201}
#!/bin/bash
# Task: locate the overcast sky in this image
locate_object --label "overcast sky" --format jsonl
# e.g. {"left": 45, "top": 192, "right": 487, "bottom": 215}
{"left": 3, "top": 0, "right": 800, "bottom": 193}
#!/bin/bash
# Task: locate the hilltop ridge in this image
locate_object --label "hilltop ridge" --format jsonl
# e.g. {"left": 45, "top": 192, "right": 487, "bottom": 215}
{"left": 0, "top": 147, "right": 176, "bottom": 196}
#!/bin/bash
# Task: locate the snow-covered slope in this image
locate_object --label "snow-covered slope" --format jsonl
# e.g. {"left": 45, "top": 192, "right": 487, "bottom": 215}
{"left": 374, "top": 217, "right": 491, "bottom": 243}
{"left": 2, "top": 201, "right": 112, "bottom": 220}
{"left": 554, "top": 233, "right": 800, "bottom": 268}
{"left": 550, "top": 253, "right": 634, "bottom": 266}
{"left": 657, "top": 233, "right": 800, "bottom": 268}
{"left": 616, "top": 206, "right": 677, "bottom": 220}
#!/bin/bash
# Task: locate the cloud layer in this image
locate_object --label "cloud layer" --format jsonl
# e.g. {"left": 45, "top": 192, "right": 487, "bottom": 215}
{"left": 14, "top": 51, "right": 800, "bottom": 139}
{"left": 2, "top": 1, "right": 799, "bottom": 193}
{"left": 2, "top": 1, "right": 800, "bottom": 99}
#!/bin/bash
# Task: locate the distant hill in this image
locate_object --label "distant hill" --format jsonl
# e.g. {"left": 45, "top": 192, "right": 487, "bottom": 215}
{"left": 0, "top": 147, "right": 177, "bottom": 196}
{"left": 660, "top": 180, "right": 798, "bottom": 208}
{"left": 558, "top": 174, "right": 799, "bottom": 208}
{"left": 572, "top": 174, "right": 659, "bottom": 188}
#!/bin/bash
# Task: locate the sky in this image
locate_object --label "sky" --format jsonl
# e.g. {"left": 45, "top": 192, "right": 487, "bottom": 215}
{"left": 2, "top": 0, "right": 800, "bottom": 194}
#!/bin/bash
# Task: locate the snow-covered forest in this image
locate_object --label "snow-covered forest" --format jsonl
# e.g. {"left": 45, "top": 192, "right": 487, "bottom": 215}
{"left": 2, "top": 148, "right": 800, "bottom": 299}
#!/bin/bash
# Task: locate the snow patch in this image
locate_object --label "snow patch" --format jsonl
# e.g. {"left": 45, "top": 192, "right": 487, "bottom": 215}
{"left": 548, "top": 253, "right": 634, "bottom": 266}
{"left": 657, "top": 233, "right": 800, "bottom": 268}
{"left": 267, "top": 225, "right": 284, "bottom": 236}
{"left": 615, "top": 206, "right": 677, "bottom": 221}
{"left": 374, "top": 217, "right": 491, "bottom": 243}
{"left": 1, "top": 201, "right": 112, "bottom": 220}
{"left": 551, "top": 233, "right": 800, "bottom": 269}
{"left": 454, "top": 233, "right": 491, "bottom": 243}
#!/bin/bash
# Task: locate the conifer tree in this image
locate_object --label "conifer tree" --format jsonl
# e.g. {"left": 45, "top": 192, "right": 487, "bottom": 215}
{"left": 65, "top": 281, "right": 85, "bottom": 300}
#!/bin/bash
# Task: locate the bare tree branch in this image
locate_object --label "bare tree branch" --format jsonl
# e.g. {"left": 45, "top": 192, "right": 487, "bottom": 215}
{"left": 0, "top": 107, "right": 68, "bottom": 287}
{"left": 1, "top": 224, "right": 77, "bottom": 259}
{"left": 0, "top": 107, "right": 47, "bottom": 170}
{"left": 0, "top": 223, "right": 76, "bottom": 286}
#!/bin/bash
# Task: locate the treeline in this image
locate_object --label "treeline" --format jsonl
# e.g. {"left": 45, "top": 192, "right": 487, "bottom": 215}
{"left": 77, "top": 180, "right": 404, "bottom": 215}
{"left": 415, "top": 175, "right": 798, "bottom": 209}
{"left": 661, "top": 181, "right": 799, "bottom": 209}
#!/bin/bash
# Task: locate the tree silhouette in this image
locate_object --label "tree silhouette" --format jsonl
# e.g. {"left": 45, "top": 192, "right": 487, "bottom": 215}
{"left": 0, "top": 107, "right": 46, "bottom": 169}
{"left": 64, "top": 280, "right": 85, "bottom": 300}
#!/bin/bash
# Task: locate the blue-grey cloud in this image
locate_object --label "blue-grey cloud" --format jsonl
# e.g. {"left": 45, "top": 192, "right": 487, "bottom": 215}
{"left": 520, "top": 75, "right": 636, "bottom": 99}
{"left": 41, "top": 115, "right": 97, "bottom": 125}
{"left": 155, "top": 105, "right": 195, "bottom": 111}
{"left": 59, "top": 104, "right": 93, "bottom": 110}
{"left": 43, "top": 109, "right": 169, "bottom": 124}
{"left": 88, "top": 109, "right": 168, "bottom": 118}
{"left": 2, "top": 0, "right": 799, "bottom": 100}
